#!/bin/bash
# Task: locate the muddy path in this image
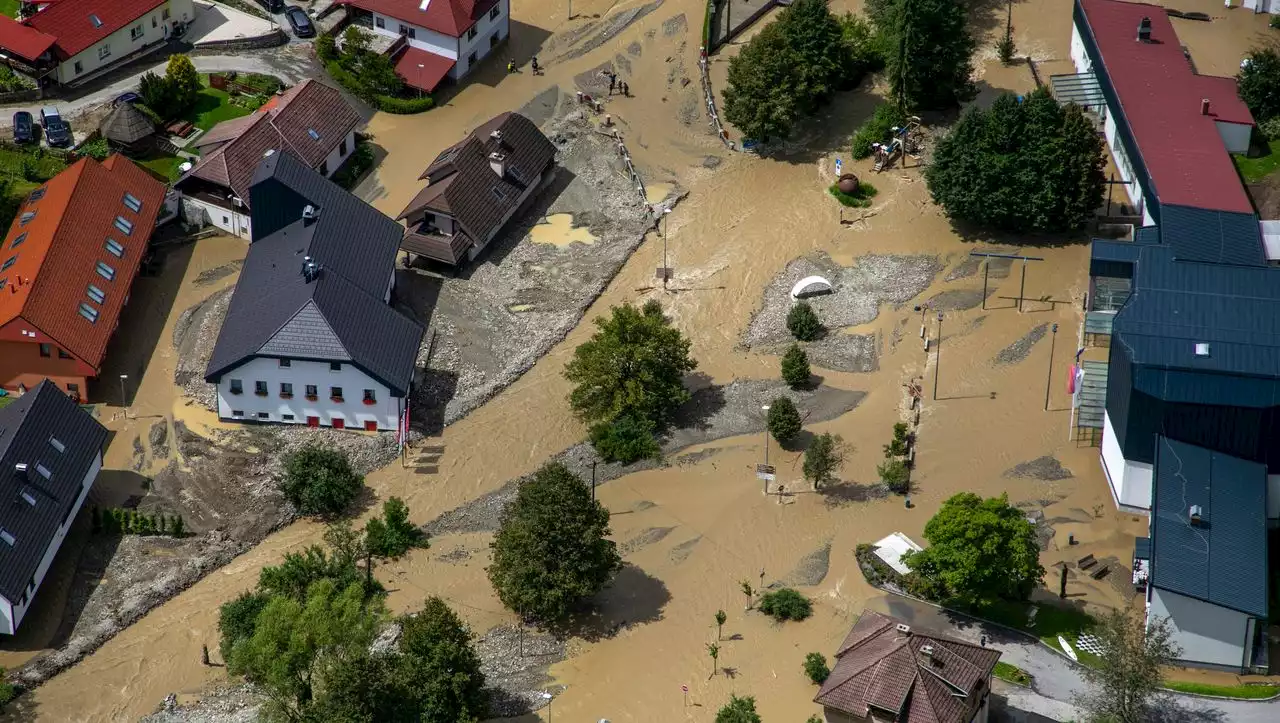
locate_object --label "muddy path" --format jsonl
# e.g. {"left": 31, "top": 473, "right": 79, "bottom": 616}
{"left": 10, "top": 0, "right": 1266, "bottom": 721}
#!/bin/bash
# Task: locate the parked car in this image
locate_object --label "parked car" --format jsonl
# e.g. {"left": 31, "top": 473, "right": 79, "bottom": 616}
{"left": 284, "top": 6, "right": 315, "bottom": 38}
{"left": 40, "top": 107, "right": 70, "bottom": 147}
{"left": 114, "top": 92, "right": 141, "bottom": 106}
{"left": 12, "top": 111, "right": 33, "bottom": 143}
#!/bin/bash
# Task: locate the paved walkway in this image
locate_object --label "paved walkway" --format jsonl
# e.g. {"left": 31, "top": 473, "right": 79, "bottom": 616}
{"left": 864, "top": 595, "right": 1269, "bottom": 723}
{"left": 186, "top": 0, "right": 279, "bottom": 45}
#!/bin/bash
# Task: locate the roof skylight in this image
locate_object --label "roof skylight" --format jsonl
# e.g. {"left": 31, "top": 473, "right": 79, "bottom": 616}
{"left": 89, "top": 14, "right": 103, "bottom": 28}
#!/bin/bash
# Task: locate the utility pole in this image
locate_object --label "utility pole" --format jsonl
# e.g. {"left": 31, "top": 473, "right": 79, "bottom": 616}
{"left": 661, "top": 208, "right": 672, "bottom": 291}
{"left": 118, "top": 374, "right": 128, "bottom": 413}
{"left": 1045, "top": 322, "right": 1059, "bottom": 411}
{"left": 760, "top": 404, "right": 770, "bottom": 494}
{"left": 932, "top": 312, "right": 943, "bottom": 401}
{"left": 591, "top": 460, "right": 597, "bottom": 503}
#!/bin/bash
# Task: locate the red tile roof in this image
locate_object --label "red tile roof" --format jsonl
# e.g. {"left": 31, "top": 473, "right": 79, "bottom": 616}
{"left": 0, "top": 15, "right": 56, "bottom": 62}
{"left": 336, "top": 0, "right": 501, "bottom": 38}
{"left": 814, "top": 611, "right": 1000, "bottom": 723}
{"left": 394, "top": 45, "right": 455, "bottom": 92}
{"left": 0, "top": 155, "right": 166, "bottom": 371}
{"left": 25, "top": 0, "right": 169, "bottom": 58}
{"left": 1079, "top": 0, "right": 1253, "bottom": 214}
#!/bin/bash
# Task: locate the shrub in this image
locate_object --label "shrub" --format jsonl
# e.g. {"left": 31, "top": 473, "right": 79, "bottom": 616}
{"left": 1272, "top": 15, "right": 1280, "bottom": 29}
{"left": 364, "top": 497, "right": 426, "bottom": 558}
{"left": 803, "top": 432, "right": 845, "bottom": 488}
{"left": 218, "top": 591, "right": 270, "bottom": 663}
{"left": 589, "top": 413, "right": 661, "bottom": 464}
{"left": 78, "top": 136, "right": 111, "bottom": 161}
{"left": 828, "top": 180, "right": 878, "bottom": 207}
{"left": 316, "top": 32, "right": 338, "bottom": 62}
{"left": 0, "top": 65, "right": 34, "bottom": 93}
{"left": 787, "top": 301, "right": 823, "bottom": 341}
{"left": 781, "top": 344, "right": 811, "bottom": 388}
{"left": 716, "top": 694, "right": 762, "bottom": 723}
{"left": 883, "top": 422, "right": 909, "bottom": 457}
{"left": 758, "top": 587, "right": 813, "bottom": 621}
{"left": 0, "top": 666, "right": 15, "bottom": 710}
{"left": 851, "top": 102, "right": 907, "bottom": 158}
{"left": 803, "top": 652, "right": 830, "bottom": 683}
{"left": 377, "top": 94, "right": 435, "bottom": 114}
{"left": 331, "top": 140, "right": 376, "bottom": 189}
{"left": 878, "top": 458, "right": 910, "bottom": 493}
{"left": 279, "top": 445, "right": 364, "bottom": 517}
{"left": 1261, "top": 116, "right": 1280, "bottom": 142}
{"left": 767, "top": 396, "right": 802, "bottom": 444}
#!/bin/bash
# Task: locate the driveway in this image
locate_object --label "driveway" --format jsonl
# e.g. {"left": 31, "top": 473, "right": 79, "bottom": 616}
{"left": 864, "top": 595, "right": 1272, "bottom": 723}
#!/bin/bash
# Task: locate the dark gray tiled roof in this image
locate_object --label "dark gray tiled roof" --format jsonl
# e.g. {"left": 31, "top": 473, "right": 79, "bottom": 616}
{"left": 1160, "top": 205, "right": 1265, "bottom": 267}
{"left": 1150, "top": 437, "right": 1268, "bottom": 617}
{"left": 399, "top": 112, "right": 556, "bottom": 244}
{"left": 204, "top": 153, "right": 423, "bottom": 395}
{"left": 0, "top": 381, "right": 107, "bottom": 604}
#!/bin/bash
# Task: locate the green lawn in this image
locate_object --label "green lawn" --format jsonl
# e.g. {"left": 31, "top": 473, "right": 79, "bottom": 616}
{"left": 1233, "top": 149, "right": 1280, "bottom": 184}
{"left": 0, "top": 396, "right": 12, "bottom": 409}
{"left": 1162, "top": 681, "right": 1280, "bottom": 699}
{"left": 136, "top": 152, "right": 188, "bottom": 182}
{"left": 0, "top": 1, "right": 19, "bottom": 19}
{"left": 968, "top": 599, "right": 1102, "bottom": 667}
{"left": 185, "top": 84, "right": 252, "bottom": 133}
{"left": 993, "top": 661, "right": 1033, "bottom": 687}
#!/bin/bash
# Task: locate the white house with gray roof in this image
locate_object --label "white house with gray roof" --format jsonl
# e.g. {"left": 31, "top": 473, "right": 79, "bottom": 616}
{"left": 204, "top": 151, "right": 424, "bottom": 432}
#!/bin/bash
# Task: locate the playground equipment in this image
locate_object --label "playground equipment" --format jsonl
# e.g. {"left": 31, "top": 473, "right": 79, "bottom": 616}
{"left": 872, "top": 116, "right": 924, "bottom": 172}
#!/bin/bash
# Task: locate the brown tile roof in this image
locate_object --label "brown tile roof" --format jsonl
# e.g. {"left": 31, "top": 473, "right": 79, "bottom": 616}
{"left": 179, "top": 80, "right": 362, "bottom": 206}
{"left": 398, "top": 112, "right": 556, "bottom": 247}
{"left": 0, "top": 155, "right": 167, "bottom": 371}
{"left": 814, "top": 611, "right": 1000, "bottom": 723}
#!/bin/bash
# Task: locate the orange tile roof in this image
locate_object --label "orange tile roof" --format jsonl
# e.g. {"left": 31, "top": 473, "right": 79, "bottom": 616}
{"left": 0, "top": 155, "right": 166, "bottom": 371}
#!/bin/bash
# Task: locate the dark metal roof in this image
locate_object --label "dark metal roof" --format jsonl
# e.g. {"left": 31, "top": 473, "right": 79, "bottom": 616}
{"left": 1159, "top": 205, "right": 1265, "bottom": 267}
{"left": 205, "top": 152, "right": 424, "bottom": 395}
{"left": 1111, "top": 244, "right": 1280, "bottom": 379}
{"left": 0, "top": 381, "right": 107, "bottom": 605}
{"left": 1150, "top": 437, "right": 1268, "bottom": 617}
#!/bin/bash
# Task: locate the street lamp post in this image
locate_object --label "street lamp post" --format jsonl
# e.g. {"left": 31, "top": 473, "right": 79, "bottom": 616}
{"left": 1044, "top": 322, "right": 1059, "bottom": 411}
{"left": 661, "top": 208, "right": 672, "bottom": 290}
{"left": 932, "top": 313, "right": 942, "bottom": 401}
{"left": 760, "top": 404, "right": 770, "bottom": 494}
{"left": 542, "top": 692, "right": 553, "bottom": 721}
{"left": 119, "top": 374, "right": 128, "bottom": 414}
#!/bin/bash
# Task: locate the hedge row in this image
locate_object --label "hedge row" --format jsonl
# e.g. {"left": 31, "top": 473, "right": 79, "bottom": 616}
{"left": 324, "top": 60, "right": 434, "bottom": 115}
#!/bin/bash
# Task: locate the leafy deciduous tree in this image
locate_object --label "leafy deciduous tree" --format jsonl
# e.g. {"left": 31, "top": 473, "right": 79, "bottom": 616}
{"left": 780, "top": 0, "right": 855, "bottom": 112}
{"left": 723, "top": 22, "right": 803, "bottom": 143}
{"left": 715, "top": 609, "right": 727, "bottom": 640}
{"left": 588, "top": 413, "right": 661, "bottom": 464}
{"left": 803, "top": 651, "right": 830, "bottom": 683}
{"left": 904, "top": 492, "right": 1045, "bottom": 604}
{"left": 487, "top": 463, "right": 622, "bottom": 623}
{"left": 803, "top": 432, "right": 846, "bottom": 488}
{"left": 707, "top": 642, "right": 720, "bottom": 677}
{"left": 1239, "top": 47, "right": 1280, "bottom": 124}
{"left": 877, "top": 458, "right": 910, "bottom": 494}
{"left": 218, "top": 591, "right": 270, "bottom": 664}
{"left": 1077, "top": 609, "right": 1180, "bottom": 723}
{"left": 925, "top": 87, "right": 1105, "bottom": 233}
{"left": 873, "top": 0, "right": 976, "bottom": 110}
{"left": 279, "top": 445, "right": 364, "bottom": 517}
{"left": 365, "top": 496, "right": 426, "bottom": 559}
{"left": 716, "top": 694, "right": 763, "bottom": 723}
{"left": 164, "top": 54, "right": 202, "bottom": 113}
{"left": 758, "top": 587, "right": 813, "bottom": 621}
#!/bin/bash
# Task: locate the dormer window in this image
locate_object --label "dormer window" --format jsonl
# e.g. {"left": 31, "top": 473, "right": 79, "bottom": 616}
{"left": 2, "top": 255, "right": 14, "bottom": 270}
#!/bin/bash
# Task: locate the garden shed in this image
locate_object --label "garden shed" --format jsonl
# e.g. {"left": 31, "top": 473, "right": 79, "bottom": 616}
{"left": 98, "top": 102, "right": 156, "bottom": 153}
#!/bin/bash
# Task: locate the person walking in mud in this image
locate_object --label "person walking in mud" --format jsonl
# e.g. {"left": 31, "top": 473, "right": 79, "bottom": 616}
{"left": 507, "top": 60, "right": 516, "bottom": 73}
{"left": 531, "top": 56, "right": 541, "bottom": 75}
{"left": 608, "top": 73, "right": 617, "bottom": 95}
{"left": 621, "top": 81, "right": 629, "bottom": 97}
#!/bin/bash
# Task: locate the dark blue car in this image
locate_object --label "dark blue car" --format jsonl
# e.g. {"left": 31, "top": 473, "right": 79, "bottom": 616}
{"left": 285, "top": 6, "right": 315, "bottom": 38}
{"left": 12, "top": 111, "right": 33, "bottom": 143}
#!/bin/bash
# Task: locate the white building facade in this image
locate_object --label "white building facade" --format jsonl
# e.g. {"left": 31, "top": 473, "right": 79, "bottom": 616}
{"left": 0, "top": 452, "right": 100, "bottom": 635}
{"left": 51, "top": 0, "right": 195, "bottom": 85}
{"left": 214, "top": 357, "right": 405, "bottom": 431}
{"left": 367, "top": 0, "right": 510, "bottom": 79}
{"left": 1148, "top": 587, "right": 1259, "bottom": 671}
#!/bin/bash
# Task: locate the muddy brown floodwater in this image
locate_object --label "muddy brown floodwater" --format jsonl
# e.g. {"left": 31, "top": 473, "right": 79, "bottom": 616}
{"left": 11, "top": 0, "right": 1271, "bottom": 721}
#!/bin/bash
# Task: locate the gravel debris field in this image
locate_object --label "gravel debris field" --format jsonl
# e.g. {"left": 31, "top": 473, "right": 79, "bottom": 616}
{"left": 993, "top": 322, "right": 1050, "bottom": 365}
{"left": 1005, "top": 456, "right": 1074, "bottom": 481}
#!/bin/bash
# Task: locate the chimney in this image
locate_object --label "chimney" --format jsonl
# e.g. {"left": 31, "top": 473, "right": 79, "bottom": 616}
{"left": 920, "top": 644, "right": 935, "bottom": 659}
{"left": 302, "top": 204, "right": 318, "bottom": 222}
{"left": 1201, "top": 99, "right": 1210, "bottom": 116}
{"left": 14, "top": 462, "right": 28, "bottom": 479}
{"left": 1189, "top": 505, "right": 1204, "bottom": 525}
{"left": 489, "top": 151, "right": 507, "bottom": 178}
{"left": 490, "top": 129, "right": 503, "bottom": 142}
{"left": 1137, "top": 17, "right": 1152, "bottom": 42}
{"left": 895, "top": 623, "right": 911, "bottom": 635}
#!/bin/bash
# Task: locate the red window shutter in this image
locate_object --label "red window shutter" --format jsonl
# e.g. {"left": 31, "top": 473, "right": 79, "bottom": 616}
{"left": 332, "top": 418, "right": 345, "bottom": 429}
{"left": 307, "top": 416, "right": 320, "bottom": 427}
{"left": 364, "top": 420, "right": 378, "bottom": 432}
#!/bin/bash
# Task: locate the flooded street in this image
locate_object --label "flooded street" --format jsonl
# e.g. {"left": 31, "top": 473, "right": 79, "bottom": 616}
{"left": 9, "top": 0, "right": 1270, "bottom": 720}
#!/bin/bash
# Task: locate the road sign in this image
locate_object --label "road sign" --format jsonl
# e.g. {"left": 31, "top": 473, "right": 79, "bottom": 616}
{"left": 681, "top": 684, "right": 688, "bottom": 693}
{"left": 655, "top": 267, "right": 672, "bottom": 281}
{"left": 835, "top": 158, "right": 843, "bottom": 175}
{"left": 756, "top": 463, "right": 776, "bottom": 482}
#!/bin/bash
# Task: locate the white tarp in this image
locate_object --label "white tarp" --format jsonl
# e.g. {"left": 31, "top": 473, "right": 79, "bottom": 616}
{"left": 790, "top": 275, "right": 833, "bottom": 299}
{"left": 872, "top": 532, "right": 924, "bottom": 575}
{"left": 1260, "top": 220, "right": 1280, "bottom": 262}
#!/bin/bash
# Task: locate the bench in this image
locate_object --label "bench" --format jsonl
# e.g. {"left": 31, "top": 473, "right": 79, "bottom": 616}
{"left": 166, "top": 121, "right": 194, "bottom": 138}
{"left": 1077, "top": 554, "right": 1096, "bottom": 570}
{"left": 1090, "top": 565, "right": 1110, "bottom": 580}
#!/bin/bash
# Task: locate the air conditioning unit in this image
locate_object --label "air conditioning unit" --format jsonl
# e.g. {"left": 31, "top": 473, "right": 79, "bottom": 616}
{"left": 896, "top": 623, "right": 911, "bottom": 634}
{"left": 1189, "top": 505, "right": 1203, "bottom": 524}
{"left": 302, "top": 205, "right": 318, "bottom": 220}
{"left": 920, "top": 644, "right": 934, "bottom": 658}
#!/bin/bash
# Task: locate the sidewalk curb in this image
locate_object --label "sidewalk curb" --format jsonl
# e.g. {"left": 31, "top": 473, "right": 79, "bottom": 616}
{"left": 873, "top": 587, "right": 1280, "bottom": 704}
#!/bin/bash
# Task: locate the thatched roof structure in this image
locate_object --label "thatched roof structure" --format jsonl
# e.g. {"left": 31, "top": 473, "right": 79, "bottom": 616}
{"left": 99, "top": 103, "right": 155, "bottom": 146}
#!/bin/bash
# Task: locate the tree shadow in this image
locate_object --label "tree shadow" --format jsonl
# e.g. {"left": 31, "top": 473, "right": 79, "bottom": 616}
{"left": 552, "top": 563, "right": 670, "bottom": 643}
{"left": 988, "top": 692, "right": 1064, "bottom": 723}
{"left": 819, "top": 480, "right": 889, "bottom": 508}
{"left": 668, "top": 374, "right": 728, "bottom": 433}
{"left": 779, "top": 429, "right": 814, "bottom": 453}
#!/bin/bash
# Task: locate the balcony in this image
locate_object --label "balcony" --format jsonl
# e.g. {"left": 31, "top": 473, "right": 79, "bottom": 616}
{"left": 401, "top": 223, "right": 474, "bottom": 266}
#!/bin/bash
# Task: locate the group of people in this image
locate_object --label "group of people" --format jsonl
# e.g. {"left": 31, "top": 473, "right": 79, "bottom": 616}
{"left": 507, "top": 56, "right": 545, "bottom": 75}
{"left": 504, "top": 58, "right": 632, "bottom": 97}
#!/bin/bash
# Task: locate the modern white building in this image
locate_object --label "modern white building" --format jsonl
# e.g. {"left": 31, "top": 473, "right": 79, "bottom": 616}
{"left": 336, "top": 0, "right": 510, "bottom": 93}
{"left": 177, "top": 79, "right": 363, "bottom": 240}
{"left": 204, "top": 151, "right": 424, "bottom": 432}
{"left": 0, "top": 0, "right": 194, "bottom": 88}
{"left": 0, "top": 380, "right": 107, "bottom": 636}
{"left": 1242, "top": 0, "right": 1280, "bottom": 15}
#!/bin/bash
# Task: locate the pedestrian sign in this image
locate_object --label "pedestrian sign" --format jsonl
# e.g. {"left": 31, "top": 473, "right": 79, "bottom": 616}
{"left": 835, "top": 158, "right": 843, "bottom": 176}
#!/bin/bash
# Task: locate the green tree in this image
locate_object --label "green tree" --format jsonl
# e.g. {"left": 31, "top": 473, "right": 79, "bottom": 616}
{"left": 341, "top": 25, "right": 373, "bottom": 60}
{"left": 715, "top": 609, "right": 727, "bottom": 640}
{"left": 1239, "top": 47, "right": 1280, "bottom": 123}
{"left": 925, "top": 87, "right": 1105, "bottom": 233}
{"left": 488, "top": 463, "right": 622, "bottom": 623}
{"left": 279, "top": 445, "right": 364, "bottom": 517}
{"left": 218, "top": 591, "right": 270, "bottom": 664}
{"left": 138, "top": 71, "right": 175, "bottom": 118}
{"left": 258, "top": 522, "right": 374, "bottom": 602}
{"left": 781, "top": 344, "right": 811, "bottom": 388}
{"left": 803, "top": 652, "right": 830, "bottom": 683}
{"left": 786, "top": 301, "right": 823, "bottom": 341}
{"left": 884, "top": 422, "right": 909, "bottom": 457}
{"left": 171, "top": 514, "right": 185, "bottom": 537}
{"left": 740, "top": 580, "right": 755, "bottom": 610}
{"left": 877, "top": 458, "right": 910, "bottom": 494}
{"left": 839, "top": 12, "right": 886, "bottom": 77}
{"left": 716, "top": 694, "right": 763, "bottom": 723}
{"left": 707, "top": 642, "right": 721, "bottom": 677}
{"left": 723, "top": 22, "right": 803, "bottom": 143}
{"left": 803, "top": 432, "right": 846, "bottom": 488}
{"left": 767, "top": 396, "right": 803, "bottom": 444}
{"left": 393, "top": 597, "right": 488, "bottom": 722}
{"left": 365, "top": 497, "right": 426, "bottom": 559}
{"left": 164, "top": 54, "right": 202, "bottom": 112}
{"left": 565, "top": 300, "right": 696, "bottom": 430}
{"left": 588, "top": 413, "right": 661, "bottom": 464}
{"left": 356, "top": 52, "right": 404, "bottom": 98}
{"left": 904, "top": 492, "right": 1045, "bottom": 605}
{"left": 225, "top": 579, "right": 385, "bottom": 720}
{"left": 1077, "top": 609, "right": 1179, "bottom": 723}
{"left": 779, "top": 0, "right": 855, "bottom": 111}
{"left": 315, "top": 32, "right": 338, "bottom": 63}
{"left": 758, "top": 587, "right": 813, "bottom": 621}
{"left": 874, "top": 0, "right": 975, "bottom": 110}
{"left": 851, "top": 102, "right": 908, "bottom": 159}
